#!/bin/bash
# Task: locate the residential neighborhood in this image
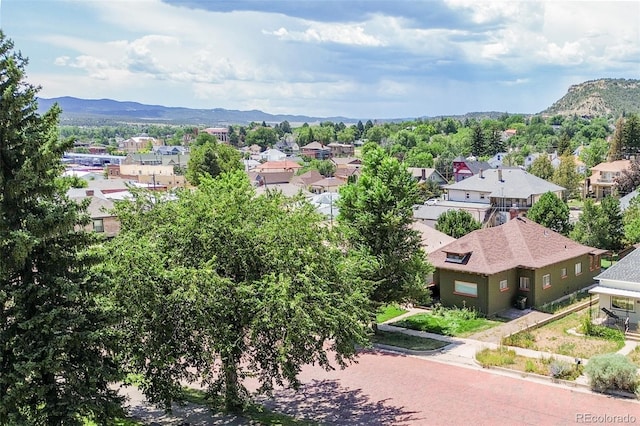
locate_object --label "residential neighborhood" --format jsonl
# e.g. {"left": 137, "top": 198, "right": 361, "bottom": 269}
{"left": 5, "top": 25, "right": 640, "bottom": 424}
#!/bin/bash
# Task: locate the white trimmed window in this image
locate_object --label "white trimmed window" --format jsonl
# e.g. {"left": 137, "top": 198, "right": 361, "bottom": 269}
{"left": 542, "top": 274, "right": 551, "bottom": 289}
{"left": 575, "top": 262, "right": 582, "bottom": 275}
{"left": 519, "top": 277, "right": 530, "bottom": 291}
{"left": 561, "top": 267, "right": 567, "bottom": 278}
{"left": 499, "top": 280, "right": 508, "bottom": 291}
{"left": 454, "top": 280, "right": 478, "bottom": 297}
{"left": 612, "top": 297, "right": 634, "bottom": 312}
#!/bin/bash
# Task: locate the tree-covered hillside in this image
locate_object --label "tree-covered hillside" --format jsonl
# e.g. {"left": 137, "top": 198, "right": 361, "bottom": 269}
{"left": 542, "top": 78, "right": 640, "bottom": 118}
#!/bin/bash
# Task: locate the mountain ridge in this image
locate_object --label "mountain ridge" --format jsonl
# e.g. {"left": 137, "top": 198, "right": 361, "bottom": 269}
{"left": 38, "top": 78, "right": 640, "bottom": 126}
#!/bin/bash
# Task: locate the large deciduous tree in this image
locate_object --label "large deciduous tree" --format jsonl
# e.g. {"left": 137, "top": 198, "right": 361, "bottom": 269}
{"left": 528, "top": 155, "right": 554, "bottom": 181}
{"left": 186, "top": 137, "right": 243, "bottom": 186}
{"left": 435, "top": 209, "right": 482, "bottom": 239}
{"left": 552, "top": 154, "right": 581, "bottom": 199}
{"left": 337, "top": 146, "right": 432, "bottom": 305}
{"left": 615, "top": 157, "right": 640, "bottom": 196}
{"left": 570, "top": 199, "right": 609, "bottom": 249}
{"left": 0, "top": 32, "right": 122, "bottom": 424}
{"left": 107, "top": 172, "right": 372, "bottom": 412}
{"left": 526, "top": 192, "right": 571, "bottom": 235}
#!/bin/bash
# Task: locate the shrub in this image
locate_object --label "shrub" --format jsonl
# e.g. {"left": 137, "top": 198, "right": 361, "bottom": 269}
{"left": 585, "top": 354, "right": 639, "bottom": 393}
{"left": 502, "top": 331, "right": 536, "bottom": 349}
{"left": 524, "top": 359, "right": 536, "bottom": 373}
{"left": 549, "top": 359, "right": 583, "bottom": 381}
{"left": 476, "top": 347, "right": 516, "bottom": 367}
{"left": 581, "top": 316, "right": 625, "bottom": 342}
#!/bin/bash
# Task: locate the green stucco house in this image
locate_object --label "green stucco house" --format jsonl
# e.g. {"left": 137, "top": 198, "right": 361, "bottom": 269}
{"left": 429, "top": 217, "right": 606, "bottom": 316}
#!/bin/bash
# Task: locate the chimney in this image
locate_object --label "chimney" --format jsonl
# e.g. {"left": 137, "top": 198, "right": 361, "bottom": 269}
{"left": 479, "top": 169, "right": 484, "bottom": 179}
{"left": 421, "top": 168, "right": 426, "bottom": 180}
{"left": 498, "top": 169, "right": 503, "bottom": 182}
{"left": 85, "top": 189, "right": 94, "bottom": 197}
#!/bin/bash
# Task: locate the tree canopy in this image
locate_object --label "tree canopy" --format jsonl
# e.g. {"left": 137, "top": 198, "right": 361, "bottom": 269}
{"left": 106, "top": 172, "right": 373, "bottom": 412}
{"left": 0, "top": 32, "right": 122, "bottom": 424}
{"left": 186, "top": 139, "right": 243, "bottom": 185}
{"left": 526, "top": 192, "right": 571, "bottom": 235}
{"left": 435, "top": 209, "right": 482, "bottom": 239}
{"left": 337, "top": 146, "right": 432, "bottom": 305}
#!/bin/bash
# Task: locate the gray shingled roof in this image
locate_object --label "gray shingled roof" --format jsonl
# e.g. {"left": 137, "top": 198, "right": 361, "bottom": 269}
{"left": 445, "top": 168, "right": 565, "bottom": 199}
{"left": 595, "top": 249, "right": 640, "bottom": 283}
{"left": 619, "top": 189, "right": 639, "bottom": 212}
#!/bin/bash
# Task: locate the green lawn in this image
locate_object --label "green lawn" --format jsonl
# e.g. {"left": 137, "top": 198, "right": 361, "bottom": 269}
{"left": 392, "top": 309, "right": 501, "bottom": 337}
{"left": 567, "top": 199, "right": 584, "bottom": 210}
{"left": 376, "top": 304, "right": 408, "bottom": 323}
{"left": 372, "top": 330, "right": 449, "bottom": 351}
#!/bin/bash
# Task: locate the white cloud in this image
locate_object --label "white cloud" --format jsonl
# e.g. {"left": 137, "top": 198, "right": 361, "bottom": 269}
{"left": 265, "top": 22, "right": 385, "bottom": 46}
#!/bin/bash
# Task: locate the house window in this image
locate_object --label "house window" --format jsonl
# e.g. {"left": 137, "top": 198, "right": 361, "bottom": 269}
{"left": 445, "top": 252, "right": 470, "bottom": 264}
{"left": 454, "top": 280, "right": 477, "bottom": 297}
{"left": 611, "top": 297, "right": 634, "bottom": 312}
{"left": 499, "top": 280, "right": 508, "bottom": 292}
{"left": 542, "top": 274, "right": 551, "bottom": 289}
{"left": 93, "top": 219, "right": 104, "bottom": 233}
{"left": 519, "top": 277, "right": 530, "bottom": 291}
{"left": 480, "top": 193, "right": 486, "bottom": 200}
{"left": 590, "top": 254, "right": 601, "bottom": 271}
{"left": 561, "top": 268, "right": 567, "bottom": 278}
{"left": 575, "top": 262, "right": 582, "bottom": 276}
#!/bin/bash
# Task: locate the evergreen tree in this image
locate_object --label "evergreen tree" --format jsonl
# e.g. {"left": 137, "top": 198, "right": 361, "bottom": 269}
{"left": 607, "top": 117, "right": 625, "bottom": 161}
{"left": 0, "top": 32, "right": 122, "bottom": 424}
{"left": 556, "top": 132, "right": 572, "bottom": 156}
{"left": 599, "top": 196, "right": 624, "bottom": 251}
{"left": 623, "top": 114, "right": 640, "bottom": 157}
{"left": 470, "top": 123, "right": 485, "bottom": 157}
{"left": 338, "top": 146, "right": 432, "bottom": 305}
{"left": 570, "top": 199, "right": 609, "bottom": 248}
{"left": 623, "top": 195, "right": 640, "bottom": 245}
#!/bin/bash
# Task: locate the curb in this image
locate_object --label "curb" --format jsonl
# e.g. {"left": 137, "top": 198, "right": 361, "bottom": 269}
{"left": 372, "top": 342, "right": 455, "bottom": 356}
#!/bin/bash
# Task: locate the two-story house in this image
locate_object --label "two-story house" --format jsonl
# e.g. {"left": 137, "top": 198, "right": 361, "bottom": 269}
{"left": 301, "top": 142, "right": 332, "bottom": 160}
{"left": 452, "top": 156, "right": 492, "bottom": 182}
{"left": 584, "top": 159, "right": 631, "bottom": 200}
{"left": 444, "top": 167, "right": 565, "bottom": 225}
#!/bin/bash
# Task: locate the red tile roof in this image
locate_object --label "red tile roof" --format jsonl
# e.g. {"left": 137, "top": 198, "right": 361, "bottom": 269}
{"left": 254, "top": 160, "right": 303, "bottom": 171}
{"left": 429, "top": 217, "right": 603, "bottom": 275}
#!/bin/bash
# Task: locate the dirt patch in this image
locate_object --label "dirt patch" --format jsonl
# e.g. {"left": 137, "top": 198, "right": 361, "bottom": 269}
{"left": 503, "top": 309, "right": 624, "bottom": 359}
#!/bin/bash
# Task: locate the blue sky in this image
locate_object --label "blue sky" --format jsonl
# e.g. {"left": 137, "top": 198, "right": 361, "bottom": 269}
{"left": 3, "top": 0, "right": 639, "bottom": 119}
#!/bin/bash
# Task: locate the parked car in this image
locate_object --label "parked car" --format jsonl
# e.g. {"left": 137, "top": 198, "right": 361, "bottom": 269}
{"left": 425, "top": 198, "right": 438, "bottom": 206}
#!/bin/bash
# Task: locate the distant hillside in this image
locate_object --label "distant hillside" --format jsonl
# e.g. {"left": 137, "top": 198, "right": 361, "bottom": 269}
{"left": 36, "top": 96, "right": 354, "bottom": 126}
{"left": 542, "top": 78, "right": 640, "bottom": 117}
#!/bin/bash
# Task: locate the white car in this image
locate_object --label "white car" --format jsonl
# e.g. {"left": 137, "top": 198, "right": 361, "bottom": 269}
{"left": 425, "top": 198, "right": 438, "bottom": 206}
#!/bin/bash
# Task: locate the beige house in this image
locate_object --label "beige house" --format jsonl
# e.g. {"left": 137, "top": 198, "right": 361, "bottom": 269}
{"left": 120, "top": 136, "right": 161, "bottom": 153}
{"left": 584, "top": 160, "right": 631, "bottom": 200}
{"left": 118, "top": 164, "right": 186, "bottom": 189}
{"left": 68, "top": 189, "right": 121, "bottom": 237}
